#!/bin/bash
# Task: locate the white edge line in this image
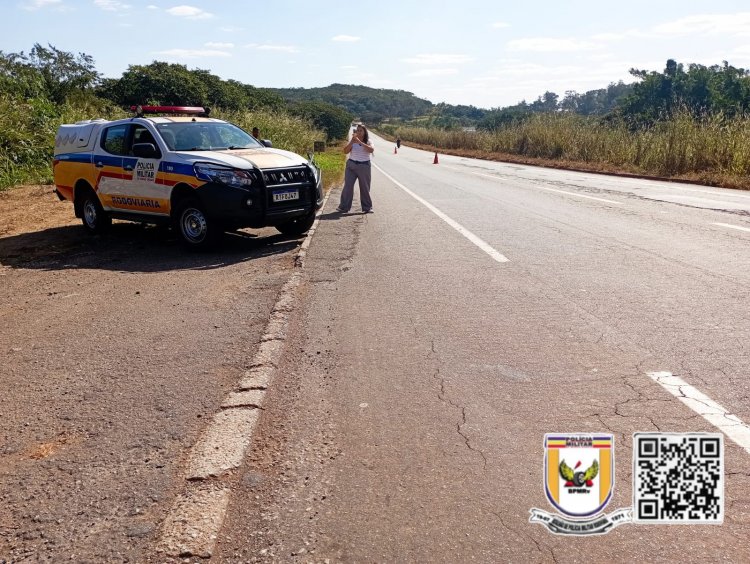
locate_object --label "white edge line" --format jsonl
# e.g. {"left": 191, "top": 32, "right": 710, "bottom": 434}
{"left": 373, "top": 162, "right": 510, "bottom": 263}
{"left": 648, "top": 371, "right": 750, "bottom": 455}
{"left": 712, "top": 222, "right": 750, "bottom": 233}
{"left": 462, "top": 168, "right": 622, "bottom": 205}
{"left": 157, "top": 189, "right": 334, "bottom": 557}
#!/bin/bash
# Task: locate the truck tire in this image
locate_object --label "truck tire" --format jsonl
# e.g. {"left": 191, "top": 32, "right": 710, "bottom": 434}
{"left": 80, "top": 189, "right": 111, "bottom": 234}
{"left": 175, "top": 197, "right": 221, "bottom": 250}
{"left": 275, "top": 208, "right": 316, "bottom": 236}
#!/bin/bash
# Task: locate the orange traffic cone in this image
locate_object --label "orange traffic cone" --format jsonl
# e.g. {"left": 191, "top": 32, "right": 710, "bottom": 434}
{"left": 394, "top": 146, "right": 398, "bottom": 154}
{"left": 433, "top": 152, "right": 439, "bottom": 164}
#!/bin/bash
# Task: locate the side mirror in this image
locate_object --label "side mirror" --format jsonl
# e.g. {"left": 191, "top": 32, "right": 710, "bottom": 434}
{"left": 132, "top": 143, "right": 160, "bottom": 159}
{"left": 262, "top": 139, "right": 273, "bottom": 148}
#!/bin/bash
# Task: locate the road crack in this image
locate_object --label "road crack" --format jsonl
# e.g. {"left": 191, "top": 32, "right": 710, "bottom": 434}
{"left": 428, "top": 338, "right": 488, "bottom": 470}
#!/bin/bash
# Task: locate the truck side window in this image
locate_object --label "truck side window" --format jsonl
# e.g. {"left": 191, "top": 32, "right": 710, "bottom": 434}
{"left": 101, "top": 124, "right": 128, "bottom": 155}
{"left": 131, "top": 126, "right": 161, "bottom": 158}
{"left": 133, "top": 127, "right": 156, "bottom": 146}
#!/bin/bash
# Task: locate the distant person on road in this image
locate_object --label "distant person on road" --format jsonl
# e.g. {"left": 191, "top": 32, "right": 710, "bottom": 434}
{"left": 337, "top": 124, "right": 375, "bottom": 214}
{"left": 396, "top": 136, "right": 401, "bottom": 149}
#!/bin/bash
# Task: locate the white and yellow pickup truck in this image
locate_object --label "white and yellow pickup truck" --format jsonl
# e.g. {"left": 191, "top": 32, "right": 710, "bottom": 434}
{"left": 53, "top": 105, "right": 322, "bottom": 249}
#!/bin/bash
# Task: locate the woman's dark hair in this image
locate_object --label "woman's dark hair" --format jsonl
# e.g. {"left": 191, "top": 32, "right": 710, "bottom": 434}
{"left": 357, "top": 124, "right": 369, "bottom": 144}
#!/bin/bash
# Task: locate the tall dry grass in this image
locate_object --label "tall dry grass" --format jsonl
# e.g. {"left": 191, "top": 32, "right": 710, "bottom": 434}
{"left": 215, "top": 109, "right": 325, "bottom": 157}
{"left": 383, "top": 111, "right": 750, "bottom": 185}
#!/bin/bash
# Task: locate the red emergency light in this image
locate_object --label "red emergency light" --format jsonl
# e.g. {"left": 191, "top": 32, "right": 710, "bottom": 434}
{"left": 130, "top": 105, "right": 209, "bottom": 117}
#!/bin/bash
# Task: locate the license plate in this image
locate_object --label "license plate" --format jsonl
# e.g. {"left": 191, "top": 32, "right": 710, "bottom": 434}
{"left": 272, "top": 190, "right": 299, "bottom": 202}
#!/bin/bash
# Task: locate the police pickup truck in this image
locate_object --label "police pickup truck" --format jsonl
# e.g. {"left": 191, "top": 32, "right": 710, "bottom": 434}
{"left": 53, "top": 105, "right": 323, "bottom": 249}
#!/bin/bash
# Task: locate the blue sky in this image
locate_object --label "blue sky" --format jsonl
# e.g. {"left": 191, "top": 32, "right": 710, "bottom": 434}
{"left": 7, "top": 1, "right": 750, "bottom": 109}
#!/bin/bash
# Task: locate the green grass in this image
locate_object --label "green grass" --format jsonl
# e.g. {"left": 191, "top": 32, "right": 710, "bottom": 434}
{"left": 0, "top": 94, "right": 127, "bottom": 190}
{"left": 312, "top": 148, "right": 346, "bottom": 192}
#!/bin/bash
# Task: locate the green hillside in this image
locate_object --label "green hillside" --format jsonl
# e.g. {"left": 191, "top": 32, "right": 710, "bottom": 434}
{"left": 271, "top": 84, "right": 434, "bottom": 123}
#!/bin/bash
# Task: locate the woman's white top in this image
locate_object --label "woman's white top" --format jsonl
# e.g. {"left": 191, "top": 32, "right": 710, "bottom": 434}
{"left": 349, "top": 141, "right": 373, "bottom": 162}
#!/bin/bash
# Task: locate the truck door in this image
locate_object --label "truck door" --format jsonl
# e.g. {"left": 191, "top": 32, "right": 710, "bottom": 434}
{"left": 118, "top": 125, "right": 169, "bottom": 217}
{"left": 93, "top": 123, "right": 127, "bottom": 209}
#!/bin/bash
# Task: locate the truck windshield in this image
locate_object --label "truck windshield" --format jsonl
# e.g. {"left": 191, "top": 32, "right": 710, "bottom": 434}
{"left": 156, "top": 122, "right": 263, "bottom": 151}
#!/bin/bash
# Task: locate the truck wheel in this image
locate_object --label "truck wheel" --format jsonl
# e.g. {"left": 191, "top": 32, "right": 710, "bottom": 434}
{"left": 175, "top": 198, "right": 220, "bottom": 250}
{"left": 275, "top": 209, "right": 316, "bottom": 236}
{"left": 80, "top": 190, "right": 111, "bottom": 234}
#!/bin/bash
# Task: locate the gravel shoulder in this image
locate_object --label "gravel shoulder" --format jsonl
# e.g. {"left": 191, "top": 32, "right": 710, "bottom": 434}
{"left": 0, "top": 185, "right": 304, "bottom": 561}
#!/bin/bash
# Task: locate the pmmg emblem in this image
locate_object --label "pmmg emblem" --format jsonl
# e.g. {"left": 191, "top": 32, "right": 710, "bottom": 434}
{"left": 530, "top": 434, "right": 631, "bottom": 535}
{"left": 547, "top": 434, "right": 612, "bottom": 517}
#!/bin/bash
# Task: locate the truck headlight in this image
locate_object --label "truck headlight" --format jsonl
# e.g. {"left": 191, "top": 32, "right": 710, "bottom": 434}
{"left": 194, "top": 163, "right": 254, "bottom": 188}
{"left": 307, "top": 162, "right": 321, "bottom": 184}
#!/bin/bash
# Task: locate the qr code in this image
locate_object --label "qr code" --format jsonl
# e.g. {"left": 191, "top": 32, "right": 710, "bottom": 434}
{"left": 633, "top": 433, "right": 723, "bottom": 524}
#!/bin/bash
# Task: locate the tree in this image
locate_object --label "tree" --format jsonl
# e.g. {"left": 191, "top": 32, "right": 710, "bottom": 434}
{"left": 0, "top": 44, "right": 100, "bottom": 103}
{"left": 530, "top": 91, "right": 559, "bottom": 112}
{"left": 97, "top": 62, "right": 209, "bottom": 107}
{"left": 97, "top": 61, "right": 286, "bottom": 112}
{"left": 288, "top": 101, "right": 353, "bottom": 140}
{"left": 27, "top": 43, "right": 100, "bottom": 103}
{"left": 0, "top": 50, "right": 46, "bottom": 99}
{"left": 619, "top": 59, "right": 750, "bottom": 125}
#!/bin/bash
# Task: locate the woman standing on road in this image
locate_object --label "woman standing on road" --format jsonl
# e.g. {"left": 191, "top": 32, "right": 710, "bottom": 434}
{"left": 337, "top": 124, "right": 375, "bottom": 214}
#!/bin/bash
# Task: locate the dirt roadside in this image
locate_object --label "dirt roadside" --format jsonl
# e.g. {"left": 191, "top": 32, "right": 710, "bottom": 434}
{"left": 0, "top": 185, "right": 306, "bottom": 561}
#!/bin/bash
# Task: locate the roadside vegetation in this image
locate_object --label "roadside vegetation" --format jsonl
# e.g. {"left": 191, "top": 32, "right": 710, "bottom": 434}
{"left": 0, "top": 44, "right": 348, "bottom": 191}
{"left": 312, "top": 148, "right": 347, "bottom": 193}
{"left": 380, "top": 109, "right": 750, "bottom": 189}
{"left": 4, "top": 44, "right": 750, "bottom": 191}
{"left": 381, "top": 59, "right": 750, "bottom": 190}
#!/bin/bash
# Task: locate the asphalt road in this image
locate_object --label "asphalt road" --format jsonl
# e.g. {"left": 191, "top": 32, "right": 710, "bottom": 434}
{"left": 215, "top": 134, "right": 750, "bottom": 561}
{"left": 3, "top": 135, "right": 750, "bottom": 562}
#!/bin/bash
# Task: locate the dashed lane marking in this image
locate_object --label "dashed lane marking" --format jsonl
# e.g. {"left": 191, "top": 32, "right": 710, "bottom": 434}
{"left": 373, "top": 163, "right": 510, "bottom": 264}
{"left": 649, "top": 371, "right": 750, "bottom": 455}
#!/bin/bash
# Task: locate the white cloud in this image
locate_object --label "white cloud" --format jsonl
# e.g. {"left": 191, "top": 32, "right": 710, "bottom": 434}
{"left": 146, "top": 4, "right": 158, "bottom": 9}
{"left": 590, "top": 29, "right": 645, "bottom": 42}
{"left": 94, "top": 0, "right": 131, "bottom": 11}
{"left": 153, "top": 48, "right": 231, "bottom": 59}
{"left": 411, "top": 68, "right": 459, "bottom": 77}
{"left": 332, "top": 35, "right": 360, "bottom": 42}
{"left": 205, "top": 42, "right": 234, "bottom": 49}
{"left": 507, "top": 37, "right": 599, "bottom": 52}
{"left": 401, "top": 53, "right": 473, "bottom": 65}
{"left": 341, "top": 65, "right": 357, "bottom": 70}
{"left": 22, "top": 0, "right": 62, "bottom": 10}
{"left": 653, "top": 12, "right": 750, "bottom": 36}
{"left": 492, "top": 21, "right": 510, "bottom": 28}
{"left": 245, "top": 43, "right": 298, "bottom": 53}
{"left": 166, "top": 5, "right": 213, "bottom": 19}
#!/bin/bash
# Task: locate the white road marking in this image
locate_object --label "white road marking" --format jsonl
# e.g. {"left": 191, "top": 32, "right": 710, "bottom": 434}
{"left": 373, "top": 163, "right": 510, "bottom": 263}
{"left": 648, "top": 371, "right": 750, "bottom": 455}
{"left": 156, "top": 190, "right": 335, "bottom": 557}
{"left": 445, "top": 166, "right": 622, "bottom": 205}
{"left": 712, "top": 222, "right": 750, "bottom": 233}
{"left": 644, "top": 183, "right": 750, "bottom": 199}
{"left": 158, "top": 486, "right": 230, "bottom": 559}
